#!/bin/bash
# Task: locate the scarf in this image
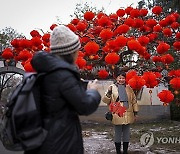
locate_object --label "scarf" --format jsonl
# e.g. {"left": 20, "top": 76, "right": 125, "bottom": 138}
{"left": 118, "top": 84, "right": 129, "bottom": 108}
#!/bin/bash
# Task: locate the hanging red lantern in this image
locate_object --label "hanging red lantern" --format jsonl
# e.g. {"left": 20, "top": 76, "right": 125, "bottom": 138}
{"left": 76, "top": 21, "right": 87, "bottom": 32}
{"left": 67, "top": 24, "right": 77, "bottom": 32}
{"left": 99, "top": 28, "right": 113, "bottom": 41}
{"left": 114, "top": 36, "right": 128, "bottom": 48}
{"left": 142, "top": 72, "right": 158, "bottom": 88}
{"left": 161, "top": 54, "right": 174, "bottom": 64}
{"left": 152, "top": 6, "right": 163, "bottom": 15}
{"left": 50, "top": 24, "right": 57, "bottom": 31}
{"left": 75, "top": 57, "right": 87, "bottom": 69}
{"left": 24, "top": 59, "right": 35, "bottom": 72}
{"left": 128, "top": 76, "right": 145, "bottom": 90}
{"left": 138, "top": 36, "right": 150, "bottom": 46}
{"left": 2, "top": 48, "right": 14, "bottom": 59}
{"left": 98, "top": 69, "right": 109, "bottom": 79}
{"left": 173, "top": 41, "right": 180, "bottom": 50}
{"left": 84, "top": 41, "right": 99, "bottom": 55}
{"left": 105, "top": 52, "right": 120, "bottom": 65}
{"left": 30, "top": 30, "right": 41, "bottom": 38}
{"left": 84, "top": 11, "right": 95, "bottom": 21}
{"left": 170, "top": 78, "right": 180, "bottom": 90}
{"left": 158, "top": 90, "right": 174, "bottom": 105}
{"left": 156, "top": 42, "right": 170, "bottom": 54}
{"left": 126, "top": 70, "right": 137, "bottom": 83}
{"left": 116, "top": 9, "right": 125, "bottom": 17}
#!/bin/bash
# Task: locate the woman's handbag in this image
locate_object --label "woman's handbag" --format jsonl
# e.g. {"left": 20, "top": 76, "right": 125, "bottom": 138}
{"left": 105, "top": 111, "right": 113, "bottom": 121}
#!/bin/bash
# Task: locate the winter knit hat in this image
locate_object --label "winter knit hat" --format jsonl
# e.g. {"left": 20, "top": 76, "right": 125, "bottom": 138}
{"left": 50, "top": 25, "right": 81, "bottom": 55}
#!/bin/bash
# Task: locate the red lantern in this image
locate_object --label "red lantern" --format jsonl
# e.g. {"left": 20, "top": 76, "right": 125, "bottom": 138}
{"left": 24, "top": 59, "right": 35, "bottom": 72}
{"left": 98, "top": 69, "right": 109, "bottom": 79}
{"left": 30, "top": 30, "right": 41, "bottom": 38}
{"left": 76, "top": 21, "right": 87, "bottom": 32}
{"left": 128, "top": 76, "right": 145, "bottom": 90}
{"left": 114, "top": 36, "right": 128, "bottom": 48}
{"left": 161, "top": 54, "right": 174, "bottom": 64}
{"left": 173, "top": 41, "right": 180, "bottom": 50}
{"left": 158, "top": 90, "right": 174, "bottom": 105}
{"left": 163, "top": 28, "right": 172, "bottom": 37}
{"left": 99, "top": 28, "right": 113, "bottom": 41}
{"left": 50, "top": 24, "right": 57, "bottom": 30}
{"left": 75, "top": 57, "right": 87, "bottom": 69}
{"left": 152, "top": 6, "right": 163, "bottom": 15}
{"left": 138, "top": 36, "right": 150, "bottom": 46}
{"left": 2, "top": 48, "right": 14, "bottom": 59}
{"left": 156, "top": 42, "right": 170, "bottom": 54}
{"left": 66, "top": 24, "right": 77, "bottom": 32}
{"left": 142, "top": 72, "right": 158, "bottom": 88}
{"left": 116, "top": 9, "right": 125, "bottom": 17}
{"left": 84, "top": 11, "right": 95, "bottom": 21}
{"left": 126, "top": 70, "right": 137, "bottom": 82}
{"left": 105, "top": 53, "right": 120, "bottom": 65}
{"left": 84, "top": 41, "right": 99, "bottom": 55}
{"left": 170, "top": 78, "right": 180, "bottom": 90}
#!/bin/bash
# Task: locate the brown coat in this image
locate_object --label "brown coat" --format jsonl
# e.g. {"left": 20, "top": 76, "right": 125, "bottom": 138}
{"left": 102, "top": 84, "right": 139, "bottom": 125}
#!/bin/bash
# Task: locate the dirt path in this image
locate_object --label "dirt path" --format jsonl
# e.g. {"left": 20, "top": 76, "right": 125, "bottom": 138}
{"left": 82, "top": 120, "right": 180, "bottom": 154}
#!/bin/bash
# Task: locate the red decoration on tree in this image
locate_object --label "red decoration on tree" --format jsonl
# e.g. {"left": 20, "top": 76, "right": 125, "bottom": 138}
{"left": 142, "top": 72, "right": 158, "bottom": 88}
{"left": 128, "top": 76, "right": 145, "bottom": 90}
{"left": 130, "top": 9, "right": 140, "bottom": 18}
{"left": 153, "top": 25, "right": 162, "bottom": 32}
{"left": 170, "top": 78, "right": 180, "bottom": 90}
{"left": 2, "top": 48, "right": 14, "bottom": 59}
{"left": 161, "top": 54, "right": 174, "bottom": 64}
{"left": 158, "top": 90, "right": 174, "bottom": 105}
{"left": 98, "top": 69, "right": 109, "bottom": 79}
{"left": 157, "top": 42, "right": 170, "bottom": 54}
{"left": 163, "top": 28, "right": 172, "bottom": 37}
{"left": 67, "top": 24, "right": 77, "bottom": 32}
{"left": 152, "top": 6, "right": 163, "bottom": 15}
{"left": 99, "top": 28, "right": 113, "bottom": 41}
{"left": 152, "top": 56, "right": 162, "bottom": 63}
{"left": 75, "top": 57, "right": 87, "bottom": 69}
{"left": 84, "top": 41, "right": 99, "bottom": 55}
{"left": 50, "top": 24, "right": 57, "bottom": 30}
{"left": 24, "top": 59, "right": 35, "bottom": 72}
{"left": 126, "top": 70, "right": 137, "bottom": 83}
{"left": 105, "top": 53, "right": 120, "bottom": 65}
{"left": 127, "top": 39, "right": 141, "bottom": 51}
{"left": 116, "top": 9, "right": 125, "bottom": 17}
{"left": 138, "top": 36, "right": 150, "bottom": 46}
{"left": 84, "top": 11, "right": 95, "bottom": 21}
{"left": 30, "top": 30, "right": 41, "bottom": 38}
{"left": 173, "top": 41, "right": 180, "bottom": 50}
{"left": 76, "top": 21, "right": 87, "bottom": 32}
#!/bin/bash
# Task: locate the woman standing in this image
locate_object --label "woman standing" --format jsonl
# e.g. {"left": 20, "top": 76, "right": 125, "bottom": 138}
{"left": 24, "top": 25, "right": 101, "bottom": 154}
{"left": 102, "top": 71, "right": 139, "bottom": 154}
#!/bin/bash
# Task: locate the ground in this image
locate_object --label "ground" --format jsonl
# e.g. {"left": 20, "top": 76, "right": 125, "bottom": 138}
{"left": 82, "top": 120, "right": 180, "bottom": 154}
{"left": 0, "top": 120, "right": 179, "bottom": 154}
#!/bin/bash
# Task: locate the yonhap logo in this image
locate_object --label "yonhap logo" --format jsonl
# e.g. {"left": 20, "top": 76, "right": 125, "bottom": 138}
{"left": 140, "top": 132, "right": 180, "bottom": 147}
{"left": 140, "top": 132, "right": 154, "bottom": 147}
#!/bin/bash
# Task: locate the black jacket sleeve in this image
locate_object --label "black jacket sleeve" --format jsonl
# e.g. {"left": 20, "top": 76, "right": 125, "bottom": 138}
{"left": 59, "top": 73, "right": 101, "bottom": 116}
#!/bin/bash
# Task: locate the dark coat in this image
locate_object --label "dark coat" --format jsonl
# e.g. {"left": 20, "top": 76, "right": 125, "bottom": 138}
{"left": 24, "top": 51, "right": 101, "bottom": 154}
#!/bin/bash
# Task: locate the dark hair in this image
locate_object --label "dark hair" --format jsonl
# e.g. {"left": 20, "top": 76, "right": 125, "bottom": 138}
{"left": 115, "top": 70, "right": 126, "bottom": 78}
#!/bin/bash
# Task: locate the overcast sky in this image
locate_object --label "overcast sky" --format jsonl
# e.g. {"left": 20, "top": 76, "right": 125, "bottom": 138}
{"left": 0, "top": 0, "right": 140, "bottom": 38}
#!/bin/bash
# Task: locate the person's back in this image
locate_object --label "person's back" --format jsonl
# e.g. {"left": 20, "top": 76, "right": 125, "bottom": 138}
{"left": 24, "top": 25, "right": 101, "bottom": 154}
